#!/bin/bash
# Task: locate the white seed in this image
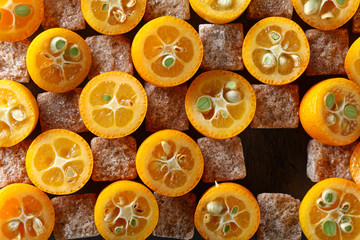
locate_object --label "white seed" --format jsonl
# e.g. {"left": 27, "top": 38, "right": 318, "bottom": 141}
{"left": 326, "top": 115, "right": 337, "bottom": 126}
{"left": 33, "top": 217, "right": 45, "bottom": 236}
{"left": 203, "top": 213, "right": 211, "bottom": 223}
{"left": 206, "top": 201, "right": 224, "bottom": 215}
{"left": 322, "top": 189, "right": 337, "bottom": 204}
{"left": 321, "top": 12, "right": 333, "bottom": 19}
{"left": 262, "top": 53, "right": 276, "bottom": 68}
{"left": 161, "top": 141, "right": 171, "bottom": 156}
{"left": 11, "top": 109, "right": 26, "bottom": 121}
{"left": 340, "top": 222, "right": 353, "bottom": 233}
{"left": 113, "top": 9, "right": 127, "bottom": 22}
{"left": 279, "top": 56, "right": 287, "bottom": 66}
{"left": 218, "top": 0, "right": 232, "bottom": 8}
{"left": 126, "top": 0, "right": 136, "bottom": 7}
{"left": 8, "top": 220, "right": 20, "bottom": 231}
{"left": 50, "top": 37, "right": 67, "bottom": 54}
{"left": 304, "top": 0, "right": 320, "bottom": 15}
{"left": 225, "top": 90, "right": 241, "bottom": 103}
{"left": 291, "top": 54, "right": 301, "bottom": 68}
{"left": 104, "top": 208, "right": 117, "bottom": 223}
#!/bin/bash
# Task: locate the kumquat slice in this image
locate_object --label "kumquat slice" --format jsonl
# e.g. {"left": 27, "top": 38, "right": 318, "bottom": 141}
{"left": 345, "top": 36, "right": 360, "bottom": 87}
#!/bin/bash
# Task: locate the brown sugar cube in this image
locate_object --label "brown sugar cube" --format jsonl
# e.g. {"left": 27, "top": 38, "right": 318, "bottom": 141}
{"left": 152, "top": 192, "right": 196, "bottom": 239}
{"left": 353, "top": 6, "right": 360, "bottom": 33}
{"left": 42, "top": 0, "right": 85, "bottom": 30}
{"left": 145, "top": 83, "right": 189, "bottom": 132}
{"left": 85, "top": 35, "right": 133, "bottom": 80}
{"left": 307, "top": 139, "right": 356, "bottom": 182}
{"left": 257, "top": 193, "right": 301, "bottom": 240}
{"left": 0, "top": 141, "right": 32, "bottom": 188}
{"left": 247, "top": 0, "right": 293, "bottom": 19}
{"left": 144, "top": 0, "right": 190, "bottom": 21}
{"left": 197, "top": 136, "right": 246, "bottom": 183}
{"left": 199, "top": 23, "right": 244, "bottom": 71}
{"left": 0, "top": 40, "right": 30, "bottom": 83}
{"left": 37, "top": 89, "right": 87, "bottom": 133}
{"left": 306, "top": 29, "right": 348, "bottom": 76}
{"left": 52, "top": 193, "right": 99, "bottom": 240}
{"left": 251, "top": 84, "right": 299, "bottom": 128}
{"left": 91, "top": 136, "right": 137, "bottom": 181}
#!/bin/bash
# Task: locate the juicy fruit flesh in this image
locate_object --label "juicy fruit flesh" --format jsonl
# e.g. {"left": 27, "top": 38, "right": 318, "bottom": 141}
{"left": 90, "top": 0, "right": 137, "bottom": 25}
{"left": 300, "top": 0, "right": 348, "bottom": 20}
{"left": 0, "top": 0, "right": 34, "bottom": 31}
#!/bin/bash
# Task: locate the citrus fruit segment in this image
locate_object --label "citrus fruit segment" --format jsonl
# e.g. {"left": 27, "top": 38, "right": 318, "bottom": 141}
{"left": 0, "top": 80, "right": 38, "bottom": 147}
{"left": 94, "top": 180, "right": 159, "bottom": 240}
{"left": 0, "top": 183, "right": 55, "bottom": 240}
{"left": 299, "top": 178, "right": 360, "bottom": 240}
{"left": 194, "top": 182, "right": 260, "bottom": 240}
{"left": 299, "top": 78, "right": 360, "bottom": 146}
{"left": 79, "top": 71, "right": 147, "bottom": 138}
{"left": 189, "top": 0, "right": 250, "bottom": 24}
{"left": 26, "top": 28, "right": 91, "bottom": 93}
{"left": 350, "top": 142, "right": 360, "bottom": 185}
{"left": 131, "top": 16, "right": 203, "bottom": 87}
{"left": 185, "top": 70, "right": 256, "bottom": 139}
{"left": 25, "top": 129, "right": 93, "bottom": 195}
{"left": 243, "top": 17, "right": 310, "bottom": 85}
{"left": 0, "top": 0, "right": 43, "bottom": 42}
{"left": 136, "top": 129, "right": 204, "bottom": 197}
{"left": 81, "top": 0, "right": 145, "bottom": 35}
{"left": 345, "top": 37, "right": 360, "bottom": 87}
{"left": 292, "top": 0, "right": 359, "bottom": 30}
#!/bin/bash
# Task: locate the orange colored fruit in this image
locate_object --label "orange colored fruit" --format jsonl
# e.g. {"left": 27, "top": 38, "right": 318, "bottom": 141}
{"left": 26, "top": 28, "right": 91, "bottom": 93}
{"left": 185, "top": 70, "right": 256, "bottom": 139}
{"left": 299, "top": 178, "right": 360, "bottom": 240}
{"left": 299, "top": 78, "right": 360, "bottom": 146}
{"left": 81, "top": 0, "right": 145, "bottom": 35}
{"left": 194, "top": 182, "right": 260, "bottom": 240}
{"left": 243, "top": 17, "right": 310, "bottom": 85}
{"left": 79, "top": 71, "right": 147, "bottom": 138}
{"left": 94, "top": 180, "right": 159, "bottom": 240}
{"left": 345, "top": 36, "right": 360, "bottom": 87}
{"left": 292, "top": 0, "right": 360, "bottom": 30}
{"left": 0, "top": 0, "right": 43, "bottom": 42}
{"left": 0, "top": 183, "right": 55, "bottom": 240}
{"left": 26, "top": 129, "right": 93, "bottom": 195}
{"left": 131, "top": 16, "right": 203, "bottom": 87}
{"left": 136, "top": 129, "right": 203, "bottom": 197}
{"left": 350, "top": 142, "right": 360, "bottom": 185}
{"left": 0, "top": 80, "right": 38, "bottom": 147}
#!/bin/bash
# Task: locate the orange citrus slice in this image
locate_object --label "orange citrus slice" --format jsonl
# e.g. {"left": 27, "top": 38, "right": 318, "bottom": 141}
{"left": 292, "top": 0, "right": 360, "bottom": 30}
{"left": 81, "top": 0, "right": 145, "bottom": 35}
{"left": 194, "top": 182, "right": 260, "bottom": 240}
{"left": 25, "top": 129, "right": 93, "bottom": 195}
{"left": 136, "top": 129, "right": 203, "bottom": 197}
{"left": 0, "top": 183, "right": 55, "bottom": 240}
{"left": 0, "top": 0, "right": 43, "bottom": 42}
{"left": 185, "top": 70, "right": 256, "bottom": 139}
{"left": 345, "top": 36, "right": 360, "bottom": 87}
{"left": 26, "top": 28, "right": 91, "bottom": 93}
{"left": 350, "top": 142, "right": 360, "bottom": 185}
{"left": 94, "top": 180, "right": 159, "bottom": 240}
{"left": 299, "top": 78, "right": 360, "bottom": 146}
{"left": 0, "top": 80, "right": 38, "bottom": 147}
{"left": 299, "top": 178, "right": 360, "bottom": 240}
{"left": 79, "top": 71, "right": 147, "bottom": 138}
{"left": 131, "top": 16, "right": 203, "bottom": 87}
{"left": 243, "top": 17, "right": 310, "bottom": 85}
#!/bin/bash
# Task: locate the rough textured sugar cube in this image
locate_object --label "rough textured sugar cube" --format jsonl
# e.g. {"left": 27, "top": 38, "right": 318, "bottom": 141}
{"left": 52, "top": 193, "right": 99, "bottom": 240}
{"left": 0, "top": 141, "right": 32, "bottom": 188}
{"left": 251, "top": 84, "right": 299, "bottom": 128}
{"left": 247, "top": 0, "right": 293, "bottom": 19}
{"left": 199, "top": 23, "right": 244, "bottom": 71}
{"left": 152, "top": 192, "right": 196, "bottom": 239}
{"left": 197, "top": 136, "right": 246, "bottom": 183}
{"left": 145, "top": 83, "right": 189, "bottom": 132}
{"left": 42, "top": 0, "right": 85, "bottom": 30}
{"left": 0, "top": 40, "right": 30, "bottom": 83}
{"left": 353, "top": 6, "right": 360, "bottom": 33}
{"left": 37, "top": 88, "right": 87, "bottom": 133}
{"left": 91, "top": 136, "right": 137, "bottom": 181}
{"left": 307, "top": 139, "right": 356, "bottom": 182}
{"left": 144, "top": 0, "right": 190, "bottom": 21}
{"left": 257, "top": 193, "right": 301, "bottom": 240}
{"left": 85, "top": 35, "right": 133, "bottom": 80}
{"left": 306, "top": 29, "right": 348, "bottom": 76}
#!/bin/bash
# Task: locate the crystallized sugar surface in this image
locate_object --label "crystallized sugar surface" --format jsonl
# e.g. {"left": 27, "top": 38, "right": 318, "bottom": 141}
{"left": 144, "top": 0, "right": 190, "bottom": 21}
{"left": 247, "top": 0, "right": 293, "bottom": 19}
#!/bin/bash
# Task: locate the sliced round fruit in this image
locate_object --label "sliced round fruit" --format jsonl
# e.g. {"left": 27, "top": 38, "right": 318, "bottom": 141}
{"left": 94, "top": 180, "right": 159, "bottom": 240}
{"left": 26, "top": 28, "right": 92, "bottom": 93}
{"left": 345, "top": 36, "right": 360, "bottom": 87}
{"left": 299, "top": 178, "right": 360, "bottom": 240}
{"left": 299, "top": 78, "right": 360, "bottom": 146}
{"left": 0, "top": 183, "right": 55, "bottom": 240}
{"left": 79, "top": 71, "right": 147, "bottom": 138}
{"left": 136, "top": 129, "right": 203, "bottom": 197}
{"left": 292, "top": 0, "right": 360, "bottom": 30}
{"left": 243, "top": 17, "right": 310, "bottom": 85}
{"left": 194, "top": 182, "right": 260, "bottom": 240}
{"left": 81, "top": 0, "right": 145, "bottom": 35}
{"left": 0, "top": 0, "right": 43, "bottom": 42}
{"left": 0, "top": 80, "right": 38, "bottom": 147}
{"left": 131, "top": 16, "right": 203, "bottom": 87}
{"left": 350, "top": 142, "right": 360, "bottom": 185}
{"left": 185, "top": 70, "right": 256, "bottom": 139}
{"left": 25, "top": 129, "right": 93, "bottom": 195}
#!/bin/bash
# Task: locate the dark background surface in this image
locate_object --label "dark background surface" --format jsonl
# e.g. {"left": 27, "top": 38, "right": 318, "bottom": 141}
{"left": 22, "top": 3, "right": 360, "bottom": 240}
